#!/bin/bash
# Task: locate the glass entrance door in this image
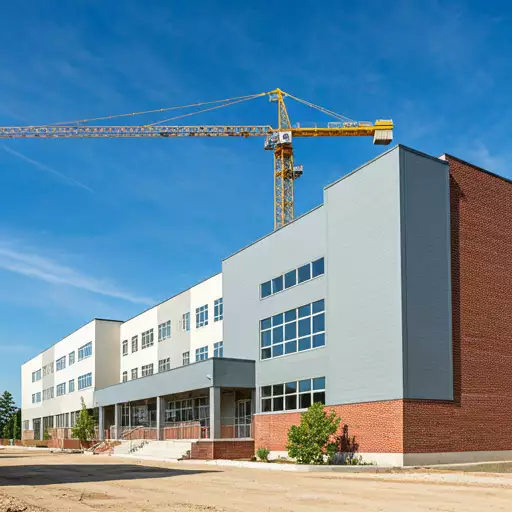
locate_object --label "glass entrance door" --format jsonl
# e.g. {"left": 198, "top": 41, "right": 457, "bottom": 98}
{"left": 235, "top": 399, "right": 252, "bottom": 438}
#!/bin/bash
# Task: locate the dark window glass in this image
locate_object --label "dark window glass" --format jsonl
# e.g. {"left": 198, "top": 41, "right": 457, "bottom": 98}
{"left": 299, "top": 379, "right": 311, "bottom": 393}
{"left": 284, "top": 340, "right": 297, "bottom": 354}
{"left": 312, "top": 257, "right": 325, "bottom": 277}
{"left": 262, "top": 386, "right": 272, "bottom": 397}
{"left": 261, "top": 348, "right": 271, "bottom": 359}
{"left": 273, "top": 326, "right": 284, "bottom": 344}
{"left": 261, "top": 281, "right": 272, "bottom": 298}
{"left": 262, "top": 399, "right": 272, "bottom": 412}
{"left": 285, "top": 395, "right": 297, "bottom": 410}
{"left": 284, "top": 309, "right": 297, "bottom": 322}
{"left": 313, "top": 392, "right": 325, "bottom": 404}
{"left": 273, "top": 397, "right": 284, "bottom": 411}
{"left": 298, "top": 264, "right": 311, "bottom": 283}
{"left": 285, "top": 381, "right": 297, "bottom": 394}
{"left": 272, "top": 313, "right": 283, "bottom": 326}
{"left": 272, "top": 275, "right": 284, "bottom": 294}
{"left": 272, "top": 344, "right": 284, "bottom": 357}
{"left": 312, "top": 299, "right": 325, "bottom": 314}
{"left": 261, "top": 318, "right": 271, "bottom": 330}
{"left": 313, "top": 377, "right": 326, "bottom": 390}
{"left": 285, "top": 322, "right": 297, "bottom": 340}
{"left": 284, "top": 270, "right": 297, "bottom": 288}
{"left": 300, "top": 393, "right": 312, "bottom": 409}
{"left": 273, "top": 384, "right": 284, "bottom": 395}
{"left": 298, "top": 304, "right": 311, "bottom": 318}
{"left": 298, "top": 318, "right": 311, "bottom": 337}
{"left": 261, "top": 330, "right": 272, "bottom": 347}
{"left": 313, "top": 313, "right": 325, "bottom": 333}
{"left": 312, "top": 333, "right": 325, "bottom": 348}
{"left": 298, "top": 337, "right": 311, "bottom": 351}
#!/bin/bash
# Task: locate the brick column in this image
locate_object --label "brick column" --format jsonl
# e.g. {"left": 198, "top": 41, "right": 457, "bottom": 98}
{"left": 209, "top": 387, "right": 221, "bottom": 440}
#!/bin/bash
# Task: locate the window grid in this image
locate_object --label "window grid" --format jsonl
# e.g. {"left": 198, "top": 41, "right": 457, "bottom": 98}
{"left": 68, "top": 379, "right": 75, "bottom": 393}
{"left": 122, "top": 340, "right": 128, "bottom": 356}
{"left": 181, "top": 312, "right": 190, "bottom": 331}
{"left": 195, "top": 346, "right": 208, "bottom": 362}
{"left": 68, "top": 351, "right": 75, "bottom": 366}
{"left": 43, "top": 362, "right": 54, "bottom": 377}
{"left": 56, "top": 357, "right": 66, "bottom": 371}
{"left": 260, "top": 299, "right": 326, "bottom": 360}
{"left": 131, "top": 335, "right": 138, "bottom": 353}
{"left": 122, "top": 371, "right": 128, "bottom": 382}
{"left": 56, "top": 382, "right": 66, "bottom": 396}
{"left": 159, "top": 357, "right": 171, "bottom": 372}
{"left": 196, "top": 305, "right": 209, "bottom": 328}
{"left": 23, "top": 420, "right": 29, "bottom": 431}
{"left": 182, "top": 351, "right": 190, "bottom": 366}
{"left": 141, "top": 363, "right": 154, "bottom": 377}
{"left": 32, "top": 392, "right": 41, "bottom": 404}
{"left": 32, "top": 369, "right": 41, "bottom": 382}
{"left": 43, "top": 387, "right": 54, "bottom": 401}
{"left": 131, "top": 368, "right": 138, "bottom": 380}
{"left": 158, "top": 320, "right": 171, "bottom": 342}
{"left": 141, "top": 329, "right": 154, "bottom": 349}
{"left": 261, "top": 377, "right": 326, "bottom": 413}
{"left": 260, "top": 257, "right": 325, "bottom": 299}
{"left": 77, "top": 372, "right": 92, "bottom": 390}
{"left": 214, "top": 298, "right": 223, "bottom": 322}
{"left": 78, "top": 342, "right": 92, "bottom": 361}
{"left": 214, "top": 341, "right": 224, "bottom": 358}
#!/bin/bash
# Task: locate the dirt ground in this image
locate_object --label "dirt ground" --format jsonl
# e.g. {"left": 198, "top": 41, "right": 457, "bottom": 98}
{"left": 1, "top": 449, "right": 512, "bottom": 511}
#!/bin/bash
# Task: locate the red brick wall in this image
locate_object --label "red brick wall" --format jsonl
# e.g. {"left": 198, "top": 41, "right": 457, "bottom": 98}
{"left": 403, "top": 156, "right": 512, "bottom": 454}
{"left": 254, "top": 401, "right": 404, "bottom": 453}
{"left": 190, "top": 440, "right": 255, "bottom": 459}
{"left": 22, "top": 430, "right": 34, "bottom": 441}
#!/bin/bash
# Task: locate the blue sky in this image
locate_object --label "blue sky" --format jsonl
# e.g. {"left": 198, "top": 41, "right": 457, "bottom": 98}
{"left": 0, "top": 1, "right": 510, "bottom": 404}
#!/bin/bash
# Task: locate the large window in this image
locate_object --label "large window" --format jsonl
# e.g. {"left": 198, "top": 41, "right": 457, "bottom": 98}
{"left": 260, "top": 299, "right": 325, "bottom": 360}
{"left": 68, "top": 379, "right": 75, "bottom": 393}
{"left": 260, "top": 257, "right": 325, "bottom": 299}
{"left": 43, "top": 387, "right": 54, "bottom": 401}
{"left": 159, "top": 357, "right": 171, "bottom": 372}
{"left": 23, "top": 420, "right": 29, "bottom": 431}
{"left": 122, "top": 371, "right": 128, "bottom": 382}
{"left": 122, "top": 340, "right": 128, "bottom": 356}
{"left": 131, "top": 368, "right": 138, "bottom": 380}
{"left": 56, "top": 356, "right": 66, "bottom": 372}
{"left": 195, "top": 346, "right": 208, "bottom": 362}
{"left": 56, "top": 413, "right": 69, "bottom": 428}
{"left": 141, "top": 329, "right": 154, "bottom": 349}
{"left": 31, "top": 369, "right": 41, "bottom": 382}
{"left": 261, "top": 377, "right": 325, "bottom": 412}
{"left": 158, "top": 320, "right": 171, "bottom": 342}
{"left": 214, "top": 341, "right": 224, "bottom": 358}
{"left": 68, "top": 351, "right": 75, "bottom": 366}
{"left": 43, "top": 362, "right": 54, "bottom": 376}
{"left": 31, "top": 392, "right": 41, "bottom": 404}
{"left": 214, "top": 298, "right": 223, "bottom": 322}
{"left": 183, "top": 351, "right": 190, "bottom": 366}
{"left": 141, "top": 363, "right": 154, "bottom": 377}
{"left": 56, "top": 382, "right": 66, "bottom": 396}
{"left": 131, "top": 335, "right": 138, "bottom": 353}
{"left": 181, "top": 312, "right": 190, "bottom": 331}
{"left": 77, "top": 372, "right": 92, "bottom": 390}
{"left": 78, "top": 342, "right": 92, "bottom": 361}
{"left": 196, "top": 305, "right": 209, "bottom": 328}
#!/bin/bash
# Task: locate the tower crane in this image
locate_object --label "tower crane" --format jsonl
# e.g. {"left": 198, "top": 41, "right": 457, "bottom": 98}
{"left": 0, "top": 88, "right": 393, "bottom": 229}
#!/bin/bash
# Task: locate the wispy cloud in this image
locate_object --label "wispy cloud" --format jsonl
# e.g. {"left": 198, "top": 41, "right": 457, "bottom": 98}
{"left": 0, "top": 245, "right": 154, "bottom": 305}
{"left": 466, "top": 141, "right": 507, "bottom": 174}
{"left": 2, "top": 145, "right": 95, "bottom": 193}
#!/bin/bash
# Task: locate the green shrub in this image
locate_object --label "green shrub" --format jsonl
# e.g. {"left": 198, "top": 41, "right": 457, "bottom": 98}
{"left": 71, "top": 397, "right": 96, "bottom": 448}
{"left": 42, "top": 428, "right": 50, "bottom": 441}
{"left": 286, "top": 402, "right": 341, "bottom": 465}
{"left": 256, "top": 447, "right": 270, "bottom": 462}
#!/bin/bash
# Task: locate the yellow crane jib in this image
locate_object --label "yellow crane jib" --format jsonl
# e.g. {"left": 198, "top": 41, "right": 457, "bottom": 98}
{"left": 0, "top": 88, "right": 394, "bottom": 230}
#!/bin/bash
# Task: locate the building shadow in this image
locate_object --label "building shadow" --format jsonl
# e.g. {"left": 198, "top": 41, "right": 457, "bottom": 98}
{"left": 0, "top": 464, "right": 218, "bottom": 486}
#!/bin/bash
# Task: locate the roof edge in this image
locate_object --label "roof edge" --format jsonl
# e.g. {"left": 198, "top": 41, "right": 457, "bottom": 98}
{"left": 441, "top": 153, "right": 512, "bottom": 186}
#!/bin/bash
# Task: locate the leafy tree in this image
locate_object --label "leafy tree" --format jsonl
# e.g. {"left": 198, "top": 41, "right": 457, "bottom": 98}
{"left": 42, "top": 428, "right": 50, "bottom": 441}
{"left": 0, "top": 391, "right": 17, "bottom": 433}
{"left": 286, "top": 402, "right": 341, "bottom": 465}
{"left": 2, "top": 422, "right": 11, "bottom": 440}
{"left": 12, "top": 410, "right": 21, "bottom": 440}
{"left": 71, "top": 397, "right": 96, "bottom": 447}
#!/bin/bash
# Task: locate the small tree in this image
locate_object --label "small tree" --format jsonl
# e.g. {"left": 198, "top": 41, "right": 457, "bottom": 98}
{"left": 2, "top": 422, "right": 10, "bottom": 440}
{"left": 286, "top": 402, "right": 341, "bottom": 465}
{"left": 71, "top": 398, "right": 96, "bottom": 448}
{"left": 12, "top": 411, "right": 20, "bottom": 441}
{"left": 42, "top": 428, "right": 50, "bottom": 441}
{"left": 0, "top": 391, "right": 17, "bottom": 434}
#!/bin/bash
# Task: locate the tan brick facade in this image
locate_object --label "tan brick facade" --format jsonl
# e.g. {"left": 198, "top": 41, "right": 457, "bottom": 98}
{"left": 254, "top": 156, "right": 512, "bottom": 457}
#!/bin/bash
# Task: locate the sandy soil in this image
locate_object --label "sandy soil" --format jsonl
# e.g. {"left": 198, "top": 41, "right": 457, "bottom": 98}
{"left": 1, "top": 449, "right": 512, "bottom": 511}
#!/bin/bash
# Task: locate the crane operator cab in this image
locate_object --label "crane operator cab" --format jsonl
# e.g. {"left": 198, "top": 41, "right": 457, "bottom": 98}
{"left": 264, "top": 131, "right": 292, "bottom": 150}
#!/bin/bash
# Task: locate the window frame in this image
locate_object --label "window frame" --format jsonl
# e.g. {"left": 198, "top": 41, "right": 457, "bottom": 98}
{"left": 195, "top": 304, "right": 209, "bottom": 328}
{"left": 195, "top": 345, "right": 208, "bottom": 362}
{"left": 68, "top": 351, "right": 75, "bottom": 366}
{"left": 141, "top": 363, "right": 154, "bottom": 377}
{"left": 158, "top": 357, "right": 171, "bottom": 372}
{"left": 68, "top": 379, "right": 75, "bottom": 393}
{"left": 182, "top": 351, "right": 190, "bottom": 366}
{"left": 214, "top": 298, "right": 224, "bottom": 322}
{"left": 131, "top": 335, "right": 138, "bottom": 353}
{"left": 261, "top": 377, "right": 326, "bottom": 413}
{"left": 181, "top": 312, "right": 190, "bottom": 331}
{"left": 141, "top": 329, "right": 154, "bottom": 349}
{"left": 122, "top": 339, "right": 128, "bottom": 356}
{"left": 122, "top": 371, "right": 128, "bottom": 382}
{"left": 56, "top": 356, "right": 66, "bottom": 372}
{"left": 131, "top": 368, "right": 138, "bottom": 380}
{"left": 78, "top": 342, "right": 93, "bottom": 361}
{"left": 213, "top": 341, "right": 224, "bottom": 358}
{"left": 77, "top": 372, "right": 92, "bottom": 390}
{"left": 158, "top": 320, "right": 171, "bottom": 342}
{"left": 56, "top": 382, "right": 66, "bottom": 396}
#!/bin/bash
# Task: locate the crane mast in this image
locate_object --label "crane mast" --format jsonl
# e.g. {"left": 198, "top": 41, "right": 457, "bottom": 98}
{"left": 0, "top": 88, "right": 393, "bottom": 230}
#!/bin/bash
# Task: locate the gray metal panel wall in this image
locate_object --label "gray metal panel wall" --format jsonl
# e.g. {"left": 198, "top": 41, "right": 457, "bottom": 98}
{"left": 324, "top": 147, "right": 404, "bottom": 403}
{"left": 400, "top": 147, "right": 453, "bottom": 400}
